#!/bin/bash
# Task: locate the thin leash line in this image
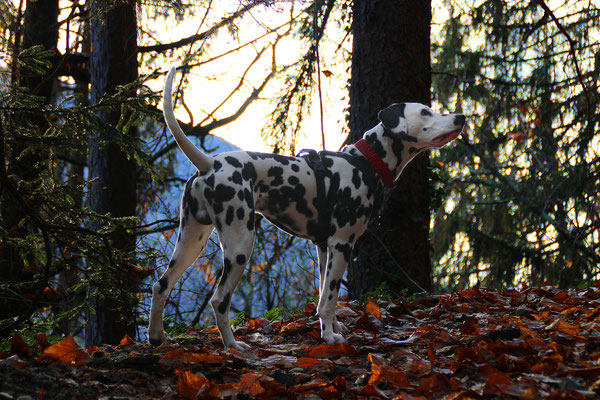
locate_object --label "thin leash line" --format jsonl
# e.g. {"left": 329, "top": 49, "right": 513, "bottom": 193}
{"left": 368, "top": 231, "right": 428, "bottom": 293}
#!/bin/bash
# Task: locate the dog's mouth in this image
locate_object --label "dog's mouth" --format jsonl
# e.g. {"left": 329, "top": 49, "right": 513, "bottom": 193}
{"left": 431, "top": 129, "right": 462, "bottom": 147}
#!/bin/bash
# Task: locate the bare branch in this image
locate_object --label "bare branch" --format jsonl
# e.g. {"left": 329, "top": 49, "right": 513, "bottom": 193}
{"left": 138, "top": 1, "right": 272, "bottom": 54}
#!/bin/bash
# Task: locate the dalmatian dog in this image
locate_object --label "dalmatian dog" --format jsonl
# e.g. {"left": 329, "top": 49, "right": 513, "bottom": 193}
{"left": 148, "top": 67, "right": 465, "bottom": 351}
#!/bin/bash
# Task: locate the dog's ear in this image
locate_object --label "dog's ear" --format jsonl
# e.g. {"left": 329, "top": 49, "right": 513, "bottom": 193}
{"left": 378, "top": 103, "right": 407, "bottom": 133}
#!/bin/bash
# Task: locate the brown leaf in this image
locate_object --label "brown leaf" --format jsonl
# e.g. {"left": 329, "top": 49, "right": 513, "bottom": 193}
{"left": 118, "top": 334, "right": 136, "bottom": 347}
{"left": 10, "top": 334, "right": 30, "bottom": 357}
{"left": 367, "top": 353, "right": 410, "bottom": 388}
{"left": 306, "top": 343, "right": 359, "bottom": 358}
{"left": 239, "top": 373, "right": 287, "bottom": 397}
{"left": 546, "top": 319, "right": 582, "bottom": 336}
{"left": 176, "top": 370, "right": 211, "bottom": 400}
{"left": 357, "top": 384, "right": 390, "bottom": 399}
{"left": 416, "top": 373, "right": 452, "bottom": 397}
{"left": 161, "top": 348, "right": 227, "bottom": 367}
{"left": 366, "top": 299, "right": 382, "bottom": 320}
{"left": 38, "top": 337, "right": 90, "bottom": 366}
{"left": 34, "top": 333, "right": 51, "bottom": 351}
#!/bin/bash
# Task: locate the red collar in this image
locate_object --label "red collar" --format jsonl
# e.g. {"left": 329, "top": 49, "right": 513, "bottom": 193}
{"left": 354, "top": 139, "right": 395, "bottom": 187}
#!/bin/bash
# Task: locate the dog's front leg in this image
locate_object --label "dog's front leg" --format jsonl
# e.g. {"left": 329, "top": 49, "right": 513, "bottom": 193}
{"left": 316, "top": 242, "right": 350, "bottom": 344}
{"left": 316, "top": 243, "right": 344, "bottom": 334}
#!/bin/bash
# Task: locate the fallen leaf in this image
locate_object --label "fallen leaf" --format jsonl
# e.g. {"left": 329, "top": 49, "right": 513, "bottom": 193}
{"left": 306, "top": 343, "right": 359, "bottom": 358}
{"left": 368, "top": 353, "right": 410, "bottom": 388}
{"left": 38, "top": 337, "right": 90, "bottom": 366}
{"left": 10, "top": 334, "right": 30, "bottom": 357}
{"left": 176, "top": 370, "right": 210, "bottom": 400}
{"left": 34, "top": 333, "right": 51, "bottom": 351}
{"left": 546, "top": 319, "right": 582, "bottom": 336}
{"left": 357, "top": 384, "right": 390, "bottom": 399}
{"left": 366, "top": 299, "right": 382, "bottom": 320}
{"left": 118, "top": 334, "right": 136, "bottom": 347}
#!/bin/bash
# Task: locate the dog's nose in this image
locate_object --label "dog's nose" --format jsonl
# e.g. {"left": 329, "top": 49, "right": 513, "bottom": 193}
{"left": 454, "top": 114, "right": 466, "bottom": 126}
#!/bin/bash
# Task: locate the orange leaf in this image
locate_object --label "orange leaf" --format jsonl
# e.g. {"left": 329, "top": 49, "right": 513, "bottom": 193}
{"left": 87, "top": 345, "right": 99, "bottom": 355}
{"left": 239, "top": 373, "right": 287, "bottom": 398}
{"left": 38, "top": 337, "right": 90, "bottom": 366}
{"left": 306, "top": 343, "right": 359, "bottom": 358}
{"left": 296, "top": 357, "right": 322, "bottom": 369}
{"left": 118, "top": 334, "right": 136, "bottom": 347}
{"left": 162, "top": 348, "right": 227, "bottom": 365}
{"left": 176, "top": 370, "right": 211, "bottom": 400}
{"left": 368, "top": 353, "right": 410, "bottom": 388}
{"left": 366, "top": 299, "right": 382, "bottom": 320}
{"left": 546, "top": 319, "right": 581, "bottom": 336}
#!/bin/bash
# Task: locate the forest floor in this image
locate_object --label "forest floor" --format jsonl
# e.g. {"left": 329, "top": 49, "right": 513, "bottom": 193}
{"left": 2, "top": 286, "right": 600, "bottom": 399}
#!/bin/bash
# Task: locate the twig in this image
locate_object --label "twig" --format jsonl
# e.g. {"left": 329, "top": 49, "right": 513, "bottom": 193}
{"left": 531, "top": 0, "right": 592, "bottom": 139}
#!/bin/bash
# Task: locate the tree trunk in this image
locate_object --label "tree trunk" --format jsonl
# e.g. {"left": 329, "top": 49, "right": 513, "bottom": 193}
{"left": 347, "top": 0, "right": 432, "bottom": 298}
{"left": 0, "top": 0, "right": 59, "bottom": 323}
{"left": 85, "top": 0, "right": 139, "bottom": 346}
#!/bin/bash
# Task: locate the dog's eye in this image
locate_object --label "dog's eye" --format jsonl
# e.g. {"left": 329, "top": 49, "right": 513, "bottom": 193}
{"left": 420, "top": 109, "right": 432, "bottom": 117}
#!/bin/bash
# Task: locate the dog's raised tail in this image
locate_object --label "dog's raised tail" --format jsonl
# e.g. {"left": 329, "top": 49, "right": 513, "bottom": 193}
{"left": 163, "top": 67, "right": 213, "bottom": 172}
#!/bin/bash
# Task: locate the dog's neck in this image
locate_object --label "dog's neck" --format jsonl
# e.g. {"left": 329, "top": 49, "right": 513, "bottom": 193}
{"left": 349, "top": 124, "right": 425, "bottom": 183}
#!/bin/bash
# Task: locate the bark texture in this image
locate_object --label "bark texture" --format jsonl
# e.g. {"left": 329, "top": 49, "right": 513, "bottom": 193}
{"left": 347, "top": 0, "right": 432, "bottom": 297}
{"left": 85, "top": 0, "right": 139, "bottom": 346}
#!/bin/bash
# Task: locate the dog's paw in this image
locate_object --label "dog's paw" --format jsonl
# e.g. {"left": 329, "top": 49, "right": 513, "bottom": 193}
{"left": 148, "top": 333, "right": 169, "bottom": 346}
{"left": 227, "top": 340, "right": 251, "bottom": 352}
{"left": 322, "top": 332, "right": 347, "bottom": 345}
{"left": 333, "top": 320, "right": 348, "bottom": 334}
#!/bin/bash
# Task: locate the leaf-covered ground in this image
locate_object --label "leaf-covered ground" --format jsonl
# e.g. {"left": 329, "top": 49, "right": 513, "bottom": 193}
{"left": 2, "top": 286, "right": 600, "bottom": 399}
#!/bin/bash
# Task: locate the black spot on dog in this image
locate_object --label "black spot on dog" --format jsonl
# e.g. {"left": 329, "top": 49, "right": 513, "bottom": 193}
{"left": 168, "top": 259, "right": 176, "bottom": 269}
{"left": 351, "top": 169, "right": 361, "bottom": 189}
{"left": 225, "top": 156, "right": 243, "bottom": 168}
{"left": 158, "top": 277, "right": 168, "bottom": 294}
{"left": 231, "top": 171, "right": 243, "bottom": 185}
{"left": 272, "top": 155, "right": 291, "bottom": 165}
{"left": 335, "top": 243, "right": 352, "bottom": 261}
{"left": 329, "top": 279, "right": 337, "bottom": 291}
{"left": 213, "top": 160, "right": 223, "bottom": 172}
{"left": 242, "top": 162, "right": 257, "bottom": 181}
{"left": 205, "top": 174, "right": 215, "bottom": 189}
{"left": 219, "top": 258, "right": 232, "bottom": 288}
{"left": 236, "top": 254, "right": 246, "bottom": 265}
{"left": 288, "top": 176, "right": 299, "bottom": 185}
{"left": 236, "top": 207, "right": 245, "bottom": 220}
{"left": 247, "top": 211, "right": 255, "bottom": 231}
{"left": 268, "top": 166, "right": 284, "bottom": 186}
{"left": 244, "top": 189, "right": 253, "bottom": 209}
{"left": 225, "top": 206, "right": 234, "bottom": 225}
{"left": 218, "top": 293, "right": 230, "bottom": 314}
{"left": 291, "top": 164, "right": 300, "bottom": 172}
{"left": 365, "top": 132, "right": 387, "bottom": 160}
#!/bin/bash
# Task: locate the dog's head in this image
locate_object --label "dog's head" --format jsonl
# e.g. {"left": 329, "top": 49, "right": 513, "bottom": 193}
{"left": 378, "top": 103, "right": 465, "bottom": 149}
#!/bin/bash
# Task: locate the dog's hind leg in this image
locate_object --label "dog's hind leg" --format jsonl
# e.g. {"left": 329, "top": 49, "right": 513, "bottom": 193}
{"left": 210, "top": 213, "right": 255, "bottom": 351}
{"left": 148, "top": 219, "right": 213, "bottom": 345}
